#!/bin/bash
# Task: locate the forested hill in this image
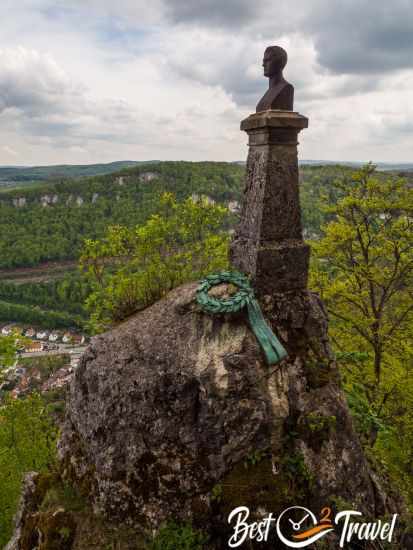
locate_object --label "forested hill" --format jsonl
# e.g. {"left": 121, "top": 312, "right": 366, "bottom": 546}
{"left": 0, "top": 160, "right": 145, "bottom": 189}
{"left": 0, "top": 162, "right": 245, "bottom": 269}
{"left": 0, "top": 160, "right": 405, "bottom": 270}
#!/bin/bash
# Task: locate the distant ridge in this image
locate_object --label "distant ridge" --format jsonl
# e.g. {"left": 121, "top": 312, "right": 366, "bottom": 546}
{"left": 0, "top": 160, "right": 159, "bottom": 188}
{"left": 233, "top": 160, "right": 413, "bottom": 171}
{"left": 1, "top": 159, "right": 412, "bottom": 191}
{"left": 299, "top": 160, "right": 413, "bottom": 171}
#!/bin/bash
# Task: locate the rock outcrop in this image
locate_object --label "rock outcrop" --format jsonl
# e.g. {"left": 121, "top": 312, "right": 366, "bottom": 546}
{"left": 53, "top": 281, "right": 400, "bottom": 547}
{"left": 5, "top": 473, "right": 40, "bottom": 550}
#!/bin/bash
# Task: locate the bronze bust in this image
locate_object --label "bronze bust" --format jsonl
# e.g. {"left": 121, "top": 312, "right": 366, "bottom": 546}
{"left": 256, "top": 46, "right": 294, "bottom": 112}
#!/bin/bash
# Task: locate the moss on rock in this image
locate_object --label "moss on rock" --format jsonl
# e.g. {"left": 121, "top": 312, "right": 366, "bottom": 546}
{"left": 215, "top": 454, "right": 314, "bottom": 520}
{"left": 21, "top": 509, "right": 76, "bottom": 550}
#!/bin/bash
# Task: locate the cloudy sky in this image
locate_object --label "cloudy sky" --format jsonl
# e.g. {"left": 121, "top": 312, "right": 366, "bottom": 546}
{"left": 1, "top": 0, "right": 412, "bottom": 165}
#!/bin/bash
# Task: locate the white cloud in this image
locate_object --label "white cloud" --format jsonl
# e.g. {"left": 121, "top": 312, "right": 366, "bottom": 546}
{"left": 0, "top": 1, "right": 411, "bottom": 164}
{"left": 0, "top": 45, "right": 245, "bottom": 164}
{"left": 2, "top": 145, "right": 19, "bottom": 158}
{"left": 0, "top": 46, "right": 83, "bottom": 114}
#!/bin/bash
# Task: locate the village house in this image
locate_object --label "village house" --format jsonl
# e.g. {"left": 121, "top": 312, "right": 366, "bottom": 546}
{"left": 24, "top": 327, "right": 36, "bottom": 338}
{"left": 24, "top": 341, "right": 43, "bottom": 353}
{"left": 62, "top": 332, "right": 73, "bottom": 344}
{"left": 1, "top": 324, "right": 14, "bottom": 336}
{"left": 49, "top": 332, "right": 60, "bottom": 342}
{"left": 1, "top": 324, "right": 23, "bottom": 336}
{"left": 36, "top": 330, "right": 49, "bottom": 340}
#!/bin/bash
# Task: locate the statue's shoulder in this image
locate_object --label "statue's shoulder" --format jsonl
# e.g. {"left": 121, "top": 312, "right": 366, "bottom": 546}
{"left": 271, "top": 81, "right": 294, "bottom": 110}
{"left": 256, "top": 81, "right": 294, "bottom": 112}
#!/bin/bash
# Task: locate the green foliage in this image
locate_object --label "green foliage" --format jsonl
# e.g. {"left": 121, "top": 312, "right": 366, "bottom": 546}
{"left": 40, "top": 482, "right": 86, "bottom": 514}
{"left": 282, "top": 452, "right": 314, "bottom": 488}
{"left": 210, "top": 483, "right": 223, "bottom": 503}
{"left": 58, "top": 526, "right": 72, "bottom": 542}
{"left": 148, "top": 521, "right": 208, "bottom": 550}
{"left": 306, "top": 413, "right": 336, "bottom": 434}
{"left": 243, "top": 449, "right": 267, "bottom": 469}
{"left": 0, "top": 394, "right": 58, "bottom": 547}
{"left": 0, "top": 160, "right": 139, "bottom": 189}
{"left": 0, "top": 161, "right": 356, "bottom": 274}
{"left": 335, "top": 351, "right": 369, "bottom": 363}
{"left": 0, "top": 162, "right": 398, "bottom": 273}
{"left": 0, "top": 161, "right": 243, "bottom": 269}
{"left": 0, "top": 273, "right": 91, "bottom": 316}
{"left": 0, "top": 334, "right": 19, "bottom": 369}
{"left": 0, "top": 299, "right": 82, "bottom": 329}
{"left": 300, "top": 164, "right": 354, "bottom": 237}
{"left": 0, "top": 272, "right": 91, "bottom": 330}
{"left": 196, "top": 271, "right": 251, "bottom": 314}
{"left": 0, "top": 162, "right": 373, "bottom": 330}
{"left": 311, "top": 164, "right": 413, "bottom": 386}
{"left": 310, "top": 164, "right": 413, "bottom": 506}
{"left": 344, "top": 382, "right": 388, "bottom": 441}
{"left": 81, "top": 193, "right": 230, "bottom": 332}
{"left": 0, "top": 332, "right": 30, "bottom": 378}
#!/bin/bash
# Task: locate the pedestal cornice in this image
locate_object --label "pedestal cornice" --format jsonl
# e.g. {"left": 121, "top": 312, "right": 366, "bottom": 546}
{"left": 241, "top": 110, "right": 309, "bottom": 132}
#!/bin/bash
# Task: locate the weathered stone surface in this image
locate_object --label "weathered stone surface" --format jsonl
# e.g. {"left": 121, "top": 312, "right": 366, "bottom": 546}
{"left": 59, "top": 283, "right": 277, "bottom": 526}
{"left": 5, "top": 473, "right": 39, "bottom": 550}
{"left": 230, "top": 111, "right": 309, "bottom": 294}
{"left": 234, "top": 146, "right": 302, "bottom": 241}
{"left": 241, "top": 110, "right": 308, "bottom": 132}
{"left": 56, "top": 281, "right": 398, "bottom": 546}
{"left": 6, "top": 471, "right": 145, "bottom": 550}
{"left": 230, "top": 239, "right": 310, "bottom": 295}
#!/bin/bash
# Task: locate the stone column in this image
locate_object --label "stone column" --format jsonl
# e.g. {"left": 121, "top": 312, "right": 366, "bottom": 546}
{"left": 230, "top": 109, "right": 309, "bottom": 295}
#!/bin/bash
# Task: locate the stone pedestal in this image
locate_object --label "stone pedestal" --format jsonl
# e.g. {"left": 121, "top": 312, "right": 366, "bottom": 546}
{"left": 230, "top": 110, "right": 309, "bottom": 295}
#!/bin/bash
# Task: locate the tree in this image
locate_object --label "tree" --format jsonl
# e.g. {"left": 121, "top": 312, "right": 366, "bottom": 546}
{"left": 312, "top": 164, "right": 413, "bottom": 385}
{"left": 0, "top": 394, "right": 57, "bottom": 547}
{"left": 0, "top": 335, "right": 19, "bottom": 369}
{"left": 0, "top": 332, "right": 30, "bottom": 373}
{"left": 310, "top": 165, "right": 413, "bottom": 498}
{"left": 80, "top": 193, "right": 230, "bottom": 332}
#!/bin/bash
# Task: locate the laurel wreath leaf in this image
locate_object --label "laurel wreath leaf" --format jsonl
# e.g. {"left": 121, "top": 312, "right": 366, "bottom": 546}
{"left": 196, "top": 271, "right": 254, "bottom": 314}
{"left": 196, "top": 270, "right": 288, "bottom": 366}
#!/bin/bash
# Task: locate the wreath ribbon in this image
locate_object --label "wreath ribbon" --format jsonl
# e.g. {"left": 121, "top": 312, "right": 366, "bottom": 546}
{"left": 196, "top": 271, "right": 287, "bottom": 366}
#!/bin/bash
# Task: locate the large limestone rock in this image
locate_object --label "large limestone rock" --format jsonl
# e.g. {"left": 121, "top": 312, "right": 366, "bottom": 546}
{"left": 57, "top": 281, "right": 396, "bottom": 545}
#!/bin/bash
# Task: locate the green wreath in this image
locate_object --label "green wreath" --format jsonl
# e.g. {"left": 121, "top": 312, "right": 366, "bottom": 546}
{"left": 196, "top": 271, "right": 287, "bottom": 366}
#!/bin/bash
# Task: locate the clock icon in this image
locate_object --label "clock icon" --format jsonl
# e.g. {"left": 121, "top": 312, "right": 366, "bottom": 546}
{"left": 276, "top": 506, "right": 334, "bottom": 548}
{"left": 289, "top": 511, "right": 312, "bottom": 531}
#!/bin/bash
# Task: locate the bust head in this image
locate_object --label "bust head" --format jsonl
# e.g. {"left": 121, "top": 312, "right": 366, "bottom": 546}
{"left": 256, "top": 45, "right": 294, "bottom": 111}
{"left": 262, "top": 46, "right": 288, "bottom": 77}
